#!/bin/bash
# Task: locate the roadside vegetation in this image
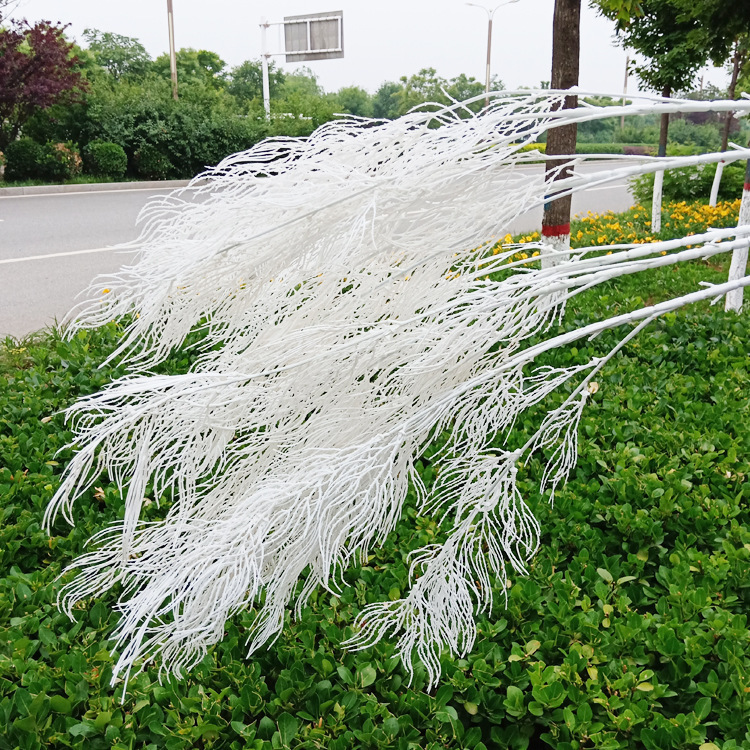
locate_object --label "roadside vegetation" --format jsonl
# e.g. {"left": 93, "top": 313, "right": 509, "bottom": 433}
{"left": 2, "top": 200, "right": 748, "bottom": 750}
{"left": 1, "top": 15, "right": 748, "bottom": 187}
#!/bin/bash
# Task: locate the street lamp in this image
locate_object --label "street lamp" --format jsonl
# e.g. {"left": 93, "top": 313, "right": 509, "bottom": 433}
{"left": 466, "top": 0, "right": 520, "bottom": 108}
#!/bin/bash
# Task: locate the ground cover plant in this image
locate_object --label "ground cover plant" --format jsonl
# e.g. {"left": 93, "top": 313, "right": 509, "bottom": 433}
{"left": 1, "top": 199, "right": 749, "bottom": 750}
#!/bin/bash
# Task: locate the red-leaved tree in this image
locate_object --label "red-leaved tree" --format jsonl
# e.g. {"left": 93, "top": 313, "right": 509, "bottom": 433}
{"left": 0, "top": 20, "right": 86, "bottom": 151}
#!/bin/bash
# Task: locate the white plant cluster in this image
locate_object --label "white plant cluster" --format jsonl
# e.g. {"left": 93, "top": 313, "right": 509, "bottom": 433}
{"left": 46, "top": 91, "right": 750, "bottom": 690}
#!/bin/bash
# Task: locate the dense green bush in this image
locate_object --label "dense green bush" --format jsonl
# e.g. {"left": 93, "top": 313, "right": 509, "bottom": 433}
{"left": 631, "top": 159, "right": 745, "bottom": 204}
{"left": 134, "top": 142, "right": 173, "bottom": 180}
{"left": 575, "top": 143, "right": 656, "bottom": 155}
{"left": 82, "top": 141, "right": 127, "bottom": 179}
{"left": 1, "top": 205, "right": 749, "bottom": 749}
{"left": 4, "top": 138, "right": 44, "bottom": 181}
{"left": 38, "top": 141, "right": 83, "bottom": 182}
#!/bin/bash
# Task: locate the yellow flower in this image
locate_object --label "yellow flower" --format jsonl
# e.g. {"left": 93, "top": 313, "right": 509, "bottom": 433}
{"left": 102, "top": 288, "right": 110, "bottom": 294}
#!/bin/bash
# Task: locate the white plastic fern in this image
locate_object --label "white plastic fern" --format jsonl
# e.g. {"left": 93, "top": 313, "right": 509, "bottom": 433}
{"left": 47, "top": 91, "right": 750, "bottom": 690}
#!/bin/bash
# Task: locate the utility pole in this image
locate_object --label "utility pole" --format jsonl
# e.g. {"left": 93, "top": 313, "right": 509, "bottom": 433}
{"left": 167, "top": 0, "right": 178, "bottom": 100}
{"left": 466, "top": 0, "right": 520, "bottom": 108}
{"left": 620, "top": 55, "right": 628, "bottom": 131}
{"left": 260, "top": 18, "right": 271, "bottom": 119}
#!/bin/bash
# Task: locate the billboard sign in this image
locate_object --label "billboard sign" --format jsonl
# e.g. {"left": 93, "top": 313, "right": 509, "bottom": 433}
{"left": 284, "top": 11, "right": 343, "bottom": 63}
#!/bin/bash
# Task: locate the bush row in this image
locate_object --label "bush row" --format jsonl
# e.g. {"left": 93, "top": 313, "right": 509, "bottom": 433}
{"left": 4, "top": 139, "right": 128, "bottom": 183}
{"left": 1, "top": 202, "right": 749, "bottom": 750}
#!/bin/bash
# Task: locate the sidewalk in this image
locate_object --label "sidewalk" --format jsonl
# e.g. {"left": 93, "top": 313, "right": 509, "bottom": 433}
{"left": 0, "top": 179, "right": 193, "bottom": 198}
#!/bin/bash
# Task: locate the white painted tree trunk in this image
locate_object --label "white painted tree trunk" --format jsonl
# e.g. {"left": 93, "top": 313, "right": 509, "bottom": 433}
{"left": 709, "top": 160, "right": 725, "bottom": 207}
{"left": 725, "top": 181, "right": 750, "bottom": 312}
{"left": 651, "top": 170, "right": 663, "bottom": 234}
{"left": 540, "top": 232, "right": 571, "bottom": 269}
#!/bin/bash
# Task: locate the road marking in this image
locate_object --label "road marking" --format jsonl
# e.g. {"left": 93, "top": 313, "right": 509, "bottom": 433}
{"left": 0, "top": 186, "right": 178, "bottom": 199}
{"left": 0, "top": 246, "right": 138, "bottom": 265}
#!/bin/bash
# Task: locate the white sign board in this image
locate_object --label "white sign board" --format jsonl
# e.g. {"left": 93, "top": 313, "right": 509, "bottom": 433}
{"left": 284, "top": 11, "right": 343, "bottom": 62}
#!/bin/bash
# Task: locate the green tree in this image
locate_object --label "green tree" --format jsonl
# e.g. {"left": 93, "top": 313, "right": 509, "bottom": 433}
{"left": 336, "top": 86, "right": 373, "bottom": 118}
{"left": 82, "top": 28, "right": 151, "bottom": 79}
{"left": 152, "top": 48, "right": 227, "bottom": 89}
{"left": 372, "top": 81, "right": 402, "bottom": 119}
{"left": 227, "top": 59, "right": 285, "bottom": 104}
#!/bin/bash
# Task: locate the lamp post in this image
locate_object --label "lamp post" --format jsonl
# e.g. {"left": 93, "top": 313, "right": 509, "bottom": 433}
{"left": 167, "top": 0, "right": 178, "bottom": 100}
{"left": 466, "top": 0, "right": 520, "bottom": 108}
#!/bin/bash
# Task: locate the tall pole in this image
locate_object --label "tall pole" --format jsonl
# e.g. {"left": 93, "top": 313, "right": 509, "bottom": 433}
{"left": 260, "top": 19, "right": 271, "bottom": 120}
{"left": 167, "top": 0, "right": 178, "bottom": 100}
{"left": 467, "top": 1, "right": 520, "bottom": 109}
{"left": 620, "top": 55, "right": 628, "bottom": 131}
{"left": 484, "top": 17, "right": 493, "bottom": 108}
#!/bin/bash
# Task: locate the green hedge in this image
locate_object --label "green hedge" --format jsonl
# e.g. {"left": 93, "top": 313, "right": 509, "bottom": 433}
{"left": 631, "top": 160, "right": 746, "bottom": 204}
{"left": 575, "top": 143, "right": 656, "bottom": 155}
{"left": 4, "top": 139, "right": 82, "bottom": 183}
{"left": 1, "top": 210, "right": 749, "bottom": 749}
{"left": 83, "top": 141, "right": 128, "bottom": 180}
{"left": 4, "top": 138, "right": 44, "bottom": 181}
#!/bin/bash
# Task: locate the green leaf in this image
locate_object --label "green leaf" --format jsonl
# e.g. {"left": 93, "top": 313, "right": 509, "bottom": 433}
{"left": 277, "top": 712, "right": 299, "bottom": 747}
{"left": 525, "top": 639, "right": 541, "bottom": 656}
{"left": 695, "top": 697, "right": 712, "bottom": 721}
{"left": 49, "top": 695, "right": 72, "bottom": 714}
{"left": 337, "top": 665, "right": 354, "bottom": 685}
{"left": 597, "top": 568, "right": 613, "bottom": 583}
{"left": 357, "top": 664, "right": 377, "bottom": 688}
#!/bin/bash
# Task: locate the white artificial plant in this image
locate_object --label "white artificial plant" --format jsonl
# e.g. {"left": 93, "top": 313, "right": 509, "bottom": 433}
{"left": 46, "top": 91, "right": 750, "bottom": 690}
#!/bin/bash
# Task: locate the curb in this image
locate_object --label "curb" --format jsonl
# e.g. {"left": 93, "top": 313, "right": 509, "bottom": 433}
{"left": 0, "top": 179, "right": 193, "bottom": 198}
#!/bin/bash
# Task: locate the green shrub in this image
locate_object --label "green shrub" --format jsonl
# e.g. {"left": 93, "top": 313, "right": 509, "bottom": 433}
{"left": 1, "top": 205, "right": 749, "bottom": 750}
{"left": 82, "top": 141, "right": 128, "bottom": 179}
{"left": 4, "top": 138, "right": 44, "bottom": 181}
{"left": 134, "top": 142, "right": 174, "bottom": 179}
{"left": 37, "top": 141, "right": 83, "bottom": 182}
{"left": 575, "top": 143, "right": 656, "bottom": 155}
{"left": 631, "top": 160, "right": 745, "bottom": 204}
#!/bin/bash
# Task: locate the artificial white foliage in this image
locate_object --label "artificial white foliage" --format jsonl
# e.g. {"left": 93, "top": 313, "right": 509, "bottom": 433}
{"left": 47, "top": 91, "right": 750, "bottom": 690}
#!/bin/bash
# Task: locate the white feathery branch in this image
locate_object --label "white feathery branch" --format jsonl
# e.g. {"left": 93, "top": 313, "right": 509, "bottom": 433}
{"left": 47, "top": 92, "right": 750, "bottom": 691}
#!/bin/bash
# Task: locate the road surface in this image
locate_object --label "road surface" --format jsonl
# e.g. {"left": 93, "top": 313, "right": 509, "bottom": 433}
{"left": 0, "top": 168, "right": 634, "bottom": 338}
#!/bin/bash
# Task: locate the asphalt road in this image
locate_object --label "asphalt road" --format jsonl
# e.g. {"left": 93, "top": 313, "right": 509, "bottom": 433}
{"left": 0, "top": 168, "right": 634, "bottom": 338}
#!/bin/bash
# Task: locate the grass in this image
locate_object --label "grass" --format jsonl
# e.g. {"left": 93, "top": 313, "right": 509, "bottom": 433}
{"left": 1, "top": 200, "right": 749, "bottom": 750}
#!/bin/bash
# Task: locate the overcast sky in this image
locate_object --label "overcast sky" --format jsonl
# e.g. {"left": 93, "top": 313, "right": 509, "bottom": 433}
{"left": 11, "top": 0, "right": 729, "bottom": 95}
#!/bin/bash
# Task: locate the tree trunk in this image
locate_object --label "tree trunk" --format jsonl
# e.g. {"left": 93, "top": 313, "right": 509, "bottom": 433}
{"left": 541, "top": 0, "right": 581, "bottom": 268}
{"left": 725, "top": 152, "right": 750, "bottom": 313}
{"left": 721, "top": 42, "right": 742, "bottom": 152}
{"left": 711, "top": 43, "right": 744, "bottom": 206}
{"left": 651, "top": 84, "right": 671, "bottom": 234}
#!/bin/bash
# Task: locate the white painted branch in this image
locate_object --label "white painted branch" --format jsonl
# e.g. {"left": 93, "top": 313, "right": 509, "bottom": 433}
{"left": 651, "top": 170, "right": 663, "bottom": 234}
{"left": 710, "top": 160, "right": 725, "bottom": 206}
{"left": 726, "top": 183, "right": 750, "bottom": 312}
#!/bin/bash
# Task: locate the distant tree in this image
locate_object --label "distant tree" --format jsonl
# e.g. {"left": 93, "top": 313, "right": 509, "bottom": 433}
{"left": 279, "top": 67, "right": 323, "bottom": 99}
{"left": 444, "top": 73, "right": 487, "bottom": 107}
{"left": 336, "top": 86, "right": 373, "bottom": 118}
{"left": 599, "top": 0, "right": 748, "bottom": 227}
{"left": 0, "top": 20, "right": 87, "bottom": 151}
{"left": 372, "top": 81, "right": 402, "bottom": 119}
{"left": 82, "top": 28, "right": 151, "bottom": 79}
{"left": 395, "top": 67, "right": 446, "bottom": 113}
{"left": 275, "top": 68, "right": 338, "bottom": 130}
{"left": 228, "top": 59, "right": 285, "bottom": 104}
{"left": 370, "top": 69, "right": 491, "bottom": 120}
{"left": 153, "top": 48, "right": 227, "bottom": 89}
